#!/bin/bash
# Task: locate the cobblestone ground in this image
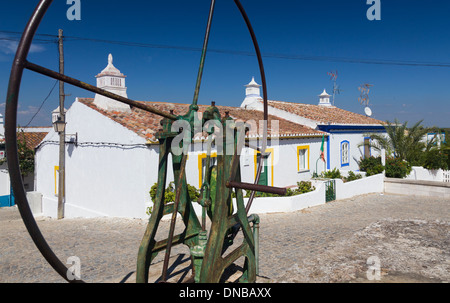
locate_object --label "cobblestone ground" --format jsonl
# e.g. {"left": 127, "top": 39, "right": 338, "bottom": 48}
{"left": 0, "top": 193, "right": 448, "bottom": 283}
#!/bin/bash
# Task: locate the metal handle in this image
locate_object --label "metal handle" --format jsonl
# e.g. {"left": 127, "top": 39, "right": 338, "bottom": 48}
{"left": 226, "top": 181, "right": 287, "bottom": 196}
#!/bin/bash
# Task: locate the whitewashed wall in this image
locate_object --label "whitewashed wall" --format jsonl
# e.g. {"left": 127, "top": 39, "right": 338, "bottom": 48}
{"left": 335, "top": 173, "right": 384, "bottom": 200}
{"left": 328, "top": 132, "right": 383, "bottom": 172}
{"left": 0, "top": 164, "right": 10, "bottom": 197}
{"left": 36, "top": 99, "right": 155, "bottom": 219}
{"left": 405, "top": 166, "right": 448, "bottom": 182}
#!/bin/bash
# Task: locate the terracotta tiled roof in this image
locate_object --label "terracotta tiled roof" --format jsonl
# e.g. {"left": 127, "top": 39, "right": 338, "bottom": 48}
{"left": 77, "top": 98, "right": 326, "bottom": 142}
{"left": 267, "top": 100, "right": 384, "bottom": 125}
{"left": 17, "top": 131, "right": 49, "bottom": 150}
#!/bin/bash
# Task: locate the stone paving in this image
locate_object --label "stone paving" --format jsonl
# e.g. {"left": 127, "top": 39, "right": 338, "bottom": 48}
{"left": 0, "top": 193, "right": 448, "bottom": 283}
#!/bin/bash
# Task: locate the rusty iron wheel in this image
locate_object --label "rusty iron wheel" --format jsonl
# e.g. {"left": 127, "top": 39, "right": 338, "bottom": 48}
{"left": 4, "top": 0, "right": 269, "bottom": 283}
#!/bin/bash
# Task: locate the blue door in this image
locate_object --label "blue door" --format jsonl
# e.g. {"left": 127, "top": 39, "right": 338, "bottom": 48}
{"left": 0, "top": 186, "right": 15, "bottom": 207}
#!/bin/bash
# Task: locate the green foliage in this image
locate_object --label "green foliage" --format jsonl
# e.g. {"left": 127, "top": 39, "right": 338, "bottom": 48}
{"left": 423, "top": 149, "right": 449, "bottom": 170}
{"left": 343, "top": 171, "right": 363, "bottom": 182}
{"left": 293, "top": 181, "right": 316, "bottom": 195}
{"left": 149, "top": 182, "right": 200, "bottom": 204}
{"left": 358, "top": 156, "right": 384, "bottom": 176}
{"left": 319, "top": 167, "right": 341, "bottom": 179}
{"left": 245, "top": 181, "right": 315, "bottom": 198}
{"left": 422, "top": 131, "right": 449, "bottom": 170}
{"left": 147, "top": 182, "right": 200, "bottom": 215}
{"left": 362, "top": 119, "right": 430, "bottom": 164}
{"left": 385, "top": 157, "right": 412, "bottom": 178}
{"left": 0, "top": 131, "right": 35, "bottom": 176}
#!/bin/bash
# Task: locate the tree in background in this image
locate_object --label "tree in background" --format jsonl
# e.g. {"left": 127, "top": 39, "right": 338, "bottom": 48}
{"left": 0, "top": 130, "right": 35, "bottom": 177}
{"left": 361, "top": 119, "right": 434, "bottom": 165}
{"left": 422, "top": 130, "right": 449, "bottom": 170}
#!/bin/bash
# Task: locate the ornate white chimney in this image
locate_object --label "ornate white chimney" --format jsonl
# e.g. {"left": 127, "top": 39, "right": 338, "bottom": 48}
{"left": 241, "top": 77, "right": 262, "bottom": 109}
{"left": 318, "top": 89, "right": 332, "bottom": 107}
{"left": 93, "top": 54, "right": 130, "bottom": 112}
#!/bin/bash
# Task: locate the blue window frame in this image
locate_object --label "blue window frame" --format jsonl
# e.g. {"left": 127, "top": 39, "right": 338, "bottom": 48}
{"left": 341, "top": 140, "right": 349, "bottom": 167}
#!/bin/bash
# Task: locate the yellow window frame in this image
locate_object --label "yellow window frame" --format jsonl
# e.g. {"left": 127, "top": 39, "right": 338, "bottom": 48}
{"left": 297, "top": 145, "right": 310, "bottom": 171}
{"left": 54, "top": 166, "right": 59, "bottom": 196}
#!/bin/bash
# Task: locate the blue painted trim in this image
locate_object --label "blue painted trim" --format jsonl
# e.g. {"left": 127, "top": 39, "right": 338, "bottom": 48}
{"left": 326, "top": 135, "right": 330, "bottom": 170}
{"left": 318, "top": 124, "right": 386, "bottom": 134}
{"left": 340, "top": 140, "right": 350, "bottom": 167}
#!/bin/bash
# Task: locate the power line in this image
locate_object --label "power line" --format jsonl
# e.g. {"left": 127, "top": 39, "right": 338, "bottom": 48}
{"left": 2, "top": 30, "right": 450, "bottom": 67}
{"left": 24, "top": 80, "right": 58, "bottom": 128}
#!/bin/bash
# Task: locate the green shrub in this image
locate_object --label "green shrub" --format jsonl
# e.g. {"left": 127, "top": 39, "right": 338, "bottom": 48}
{"left": 385, "top": 157, "right": 412, "bottom": 178}
{"left": 320, "top": 168, "right": 341, "bottom": 179}
{"left": 343, "top": 171, "right": 363, "bottom": 182}
{"left": 244, "top": 181, "right": 315, "bottom": 198}
{"left": 358, "top": 156, "right": 384, "bottom": 176}
{"left": 149, "top": 182, "right": 200, "bottom": 203}
{"left": 294, "top": 181, "right": 316, "bottom": 195}
{"left": 422, "top": 149, "right": 449, "bottom": 170}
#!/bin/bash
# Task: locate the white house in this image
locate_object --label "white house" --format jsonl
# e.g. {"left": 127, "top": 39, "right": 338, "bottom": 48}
{"left": 241, "top": 82, "right": 387, "bottom": 172}
{"left": 34, "top": 54, "right": 328, "bottom": 219}
{"left": 0, "top": 120, "right": 50, "bottom": 207}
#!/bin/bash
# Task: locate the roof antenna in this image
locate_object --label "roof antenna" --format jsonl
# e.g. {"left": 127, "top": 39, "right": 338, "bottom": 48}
{"left": 327, "top": 70, "right": 341, "bottom": 106}
{"left": 358, "top": 83, "right": 374, "bottom": 116}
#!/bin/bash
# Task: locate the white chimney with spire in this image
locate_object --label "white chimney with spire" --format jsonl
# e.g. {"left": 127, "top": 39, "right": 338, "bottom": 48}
{"left": 93, "top": 54, "right": 130, "bottom": 112}
{"left": 241, "top": 77, "right": 262, "bottom": 109}
{"left": 318, "top": 89, "right": 332, "bottom": 107}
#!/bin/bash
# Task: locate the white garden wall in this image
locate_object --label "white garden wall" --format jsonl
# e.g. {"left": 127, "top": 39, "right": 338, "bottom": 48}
{"left": 405, "top": 166, "right": 449, "bottom": 182}
{"left": 335, "top": 173, "right": 384, "bottom": 200}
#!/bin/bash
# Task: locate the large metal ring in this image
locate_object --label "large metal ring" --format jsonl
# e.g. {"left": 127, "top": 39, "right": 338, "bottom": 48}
{"left": 4, "top": 0, "right": 268, "bottom": 283}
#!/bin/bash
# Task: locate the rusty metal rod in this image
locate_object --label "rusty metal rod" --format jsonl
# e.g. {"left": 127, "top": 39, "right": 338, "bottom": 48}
{"left": 226, "top": 181, "right": 287, "bottom": 196}
{"left": 161, "top": 154, "right": 188, "bottom": 282}
{"left": 192, "top": 0, "right": 215, "bottom": 106}
{"left": 24, "top": 60, "right": 178, "bottom": 120}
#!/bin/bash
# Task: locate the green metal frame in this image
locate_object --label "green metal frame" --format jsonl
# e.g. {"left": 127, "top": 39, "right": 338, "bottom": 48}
{"left": 136, "top": 104, "right": 259, "bottom": 283}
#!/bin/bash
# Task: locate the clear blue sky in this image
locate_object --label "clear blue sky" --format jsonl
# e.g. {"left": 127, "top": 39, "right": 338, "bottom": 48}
{"left": 1, "top": 0, "right": 450, "bottom": 128}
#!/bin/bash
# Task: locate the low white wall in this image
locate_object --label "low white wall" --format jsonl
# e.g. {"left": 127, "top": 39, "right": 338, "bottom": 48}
{"left": 26, "top": 191, "right": 43, "bottom": 216}
{"left": 242, "top": 182, "right": 326, "bottom": 214}
{"left": 190, "top": 174, "right": 385, "bottom": 217}
{"left": 336, "top": 173, "right": 384, "bottom": 200}
{"left": 384, "top": 178, "right": 450, "bottom": 197}
{"left": 405, "top": 166, "right": 447, "bottom": 182}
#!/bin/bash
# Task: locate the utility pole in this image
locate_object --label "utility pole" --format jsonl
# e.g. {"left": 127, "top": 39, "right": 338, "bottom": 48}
{"left": 57, "top": 29, "right": 65, "bottom": 220}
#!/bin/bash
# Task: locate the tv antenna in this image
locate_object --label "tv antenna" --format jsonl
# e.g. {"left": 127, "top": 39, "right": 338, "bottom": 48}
{"left": 358, "top": 83, "right": 373, "bottom": 107}
{"left": 327, "top": 70, "right": 341, "bottom": 106}
{"left": 358, "top": 83, "right": 373, "bottom": 116}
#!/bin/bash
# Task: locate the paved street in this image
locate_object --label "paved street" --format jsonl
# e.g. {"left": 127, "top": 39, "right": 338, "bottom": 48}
{"left": 0, "top": 193, "right": 448, "bottom": 283}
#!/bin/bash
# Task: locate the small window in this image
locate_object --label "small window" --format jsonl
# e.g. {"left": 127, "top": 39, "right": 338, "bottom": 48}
{"left": 341, "top": 141, "right": 349, "bottom": 166}
{"left": 297, "top": 146, "right": 309, "bottom": 171}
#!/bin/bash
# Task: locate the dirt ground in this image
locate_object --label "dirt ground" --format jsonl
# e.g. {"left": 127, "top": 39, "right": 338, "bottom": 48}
{"left": 272, "top": 218, "right": 449, "bottom": 283}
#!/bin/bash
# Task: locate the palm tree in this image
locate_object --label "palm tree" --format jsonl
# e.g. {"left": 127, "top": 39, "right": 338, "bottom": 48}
{"left": 360, "top": 119, "right": 433, "bottom": 165}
